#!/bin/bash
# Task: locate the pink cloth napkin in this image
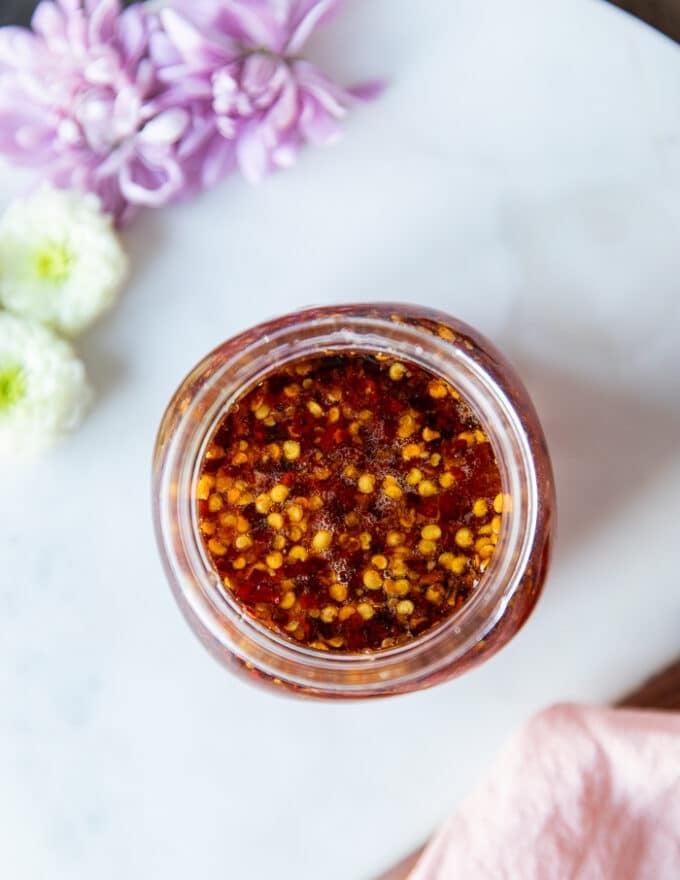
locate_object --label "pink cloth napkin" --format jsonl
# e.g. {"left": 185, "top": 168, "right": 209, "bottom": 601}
{"left": 410, "top": 703, "right": 680, "bottom": 880}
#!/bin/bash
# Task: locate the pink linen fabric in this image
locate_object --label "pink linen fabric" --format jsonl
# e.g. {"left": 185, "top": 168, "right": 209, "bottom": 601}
{"left": 410, "top": 704, "right": 680, "bottom": 880}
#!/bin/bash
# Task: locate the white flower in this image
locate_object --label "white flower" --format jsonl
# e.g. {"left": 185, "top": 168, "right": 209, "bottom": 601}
{"left": 0, "top": 186, "right": 128, "bottom": 336}
{"left": 0, "top": 312, "right": 92, "bottom": 458}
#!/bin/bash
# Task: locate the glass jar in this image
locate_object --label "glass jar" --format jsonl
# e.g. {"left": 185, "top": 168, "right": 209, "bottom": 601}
{"left": 152, "top": 304, "right": 554, "bottom": 698}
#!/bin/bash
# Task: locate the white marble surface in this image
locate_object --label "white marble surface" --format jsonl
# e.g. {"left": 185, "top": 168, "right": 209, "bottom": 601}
{"left": 2, "top": 1, "right": 680, "bottom": 877}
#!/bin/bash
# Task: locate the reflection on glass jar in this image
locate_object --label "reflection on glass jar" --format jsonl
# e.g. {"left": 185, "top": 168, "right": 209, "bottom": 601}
{"left": 152, "top": 304, "right": 555, "bottom": 698}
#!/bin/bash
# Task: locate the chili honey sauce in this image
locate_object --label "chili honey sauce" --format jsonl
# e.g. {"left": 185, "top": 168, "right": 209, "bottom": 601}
{"left": 196, "top": 353, "right": 508, "bottom": 652}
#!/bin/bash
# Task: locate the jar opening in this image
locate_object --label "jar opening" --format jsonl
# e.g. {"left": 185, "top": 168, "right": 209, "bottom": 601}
{"left": 154, "top": 305, "right": 548, "bottom": 696}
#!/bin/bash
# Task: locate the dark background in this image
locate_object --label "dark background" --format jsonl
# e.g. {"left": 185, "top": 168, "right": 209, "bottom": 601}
{"left": 612, "top": 0, "right": 680, "bottom": 39}
{"left": 1, "top": 0, "right": 679, "bottom": 43}
{"left": 0, "top": 0, "right": 133, "bottom": 26}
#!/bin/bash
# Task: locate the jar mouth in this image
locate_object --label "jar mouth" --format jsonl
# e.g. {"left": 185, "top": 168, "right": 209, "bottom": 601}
{"left": 154, "top": 306, "right": 538, "bottom": 694}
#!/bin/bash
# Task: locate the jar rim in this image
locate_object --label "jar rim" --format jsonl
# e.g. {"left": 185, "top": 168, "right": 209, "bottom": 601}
{"left": 153, "top": 304, "right": 539, "bottom": 695}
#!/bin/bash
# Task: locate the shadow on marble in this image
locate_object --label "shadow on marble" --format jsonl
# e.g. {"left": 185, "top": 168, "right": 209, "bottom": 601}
{"left": 75, "top": 339, "right": 127, "bottom": 413}
{"left": 75, "top": 209, "right": 165, "bottom": 408}
{"left": 506, "top": 355, "right": 680, "bottom": 556}
{"left": 118, "top": 208, "right": 166, "bottom": 285}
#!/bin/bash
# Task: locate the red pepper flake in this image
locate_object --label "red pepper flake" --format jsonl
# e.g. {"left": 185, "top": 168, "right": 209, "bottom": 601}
{"left": 197, "top": 353, "right": 505, "bottom": 652}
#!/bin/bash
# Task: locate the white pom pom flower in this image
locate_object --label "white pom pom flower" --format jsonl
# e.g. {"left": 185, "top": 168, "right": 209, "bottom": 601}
{"left": 0, "top": 186, "right": 128, "bottom": 336}
{"left": 0, "top": 312, "right": 92, "bottom": 458}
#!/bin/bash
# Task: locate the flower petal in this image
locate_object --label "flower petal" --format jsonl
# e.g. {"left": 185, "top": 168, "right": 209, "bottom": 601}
{"left": 112, "top": 85, "right": 143, "bottom": 137}
{"left": 286, "top": 0, "right": 342, "bottom": 55}
{"left": 236, "top": 121, "right": 270, "bottom": 183}
{"left": 31, "top": 1, "right": 68, "bottom": 48}
{"left": 272, "top": 137, "right": 298, "bottom": 169}
{"left": 118, "top": 152, "right": 184, "bottom": 205}
{"left": 135, "top": 57, "right": 156, "bottom": 97}
{"left": 64, "top": 2, "right": 89, "bottom": 53}
{"left": 265, "top": 77, "right": 300, "bottom": 132}
{"left": 198, "top": 135, "right": 236, "bottom": 188}
{"left": 148, "top": 30, "right": 180, "bottom": 67}
{"left": 15, "top": 121, "right": 58, "bottom": 152}
{"left": 138, "top": 108, "right": 189, "bottom": 145}
{"left": 0, "top": 27, "right": 41, "bottom": 69}
{"left": 216, "top": 116, "right": 237, "bottom": 139}
{"left": 294, "top": 60, "right": 350, "bottom": 117}
{"left": 86, "top": 0, "right": 120, "bottom": 46}
{"left": 84, "top": 52, "right": 119, "bottom": 85}
{"left": 177, "top": 115, "right": 218, "bottom": 159}
{"left": 241, "top": 53, "right": 279, "bottom": 96}
{"left": 347, "top": 80, "right": 385, "bottom": 101}
{"left": 299, "top": 95, "right": 343, "bottom": 144}
{"left": 57, "top": 0, "right": 82, "bottom": 14}
{"left": 0, "top": 95, "right": 55, "bottom": 160}
{"left": 214, "top": 1, "right": 285, "bottom": 51}
{"left": 160, "top": 8, "right": 232, "bottom": 69}
{"left": 117, "top": 4, "right": 151, "bottom": 72}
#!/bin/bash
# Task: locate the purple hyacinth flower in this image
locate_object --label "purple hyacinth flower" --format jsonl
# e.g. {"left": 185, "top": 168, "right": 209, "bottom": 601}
{"left": 0, "top": 0, "right": 192, "bottom": 224}
{"left": 0, "top": 0, "right": 381, "bottom": 223}
{"left": 155, "top": 0, "right": 381, "bottom": 185}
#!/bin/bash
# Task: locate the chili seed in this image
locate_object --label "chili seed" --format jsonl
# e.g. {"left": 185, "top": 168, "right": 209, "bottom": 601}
{"left": 197, "top": 351, "right": 503, "bottom": 652}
